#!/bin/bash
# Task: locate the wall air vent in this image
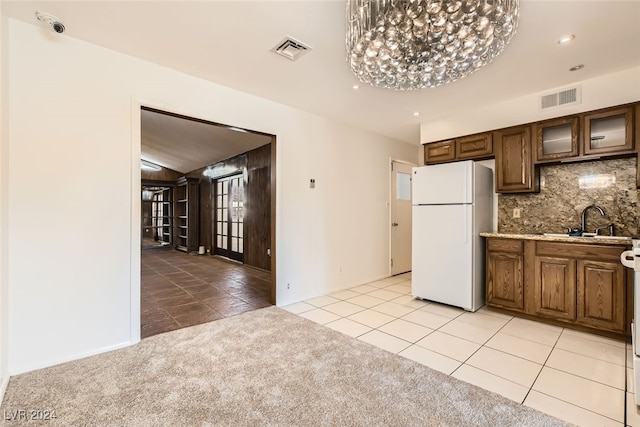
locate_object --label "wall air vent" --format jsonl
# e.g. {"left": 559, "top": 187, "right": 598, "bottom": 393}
{"left": 539, "top": 86, "right": 582, "bottom": 111}
{"left": 271, "top": 37, "right": 311, "bottom": 61}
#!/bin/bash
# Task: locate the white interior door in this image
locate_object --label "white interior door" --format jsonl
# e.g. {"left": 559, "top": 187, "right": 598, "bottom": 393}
{"left": 391, "top": 161, "right": 413, "bottom": 275}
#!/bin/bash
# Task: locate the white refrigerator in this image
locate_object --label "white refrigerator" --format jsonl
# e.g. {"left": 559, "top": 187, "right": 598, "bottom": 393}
{"left": 411, "top": 160, "right": 493, "bottom": 312}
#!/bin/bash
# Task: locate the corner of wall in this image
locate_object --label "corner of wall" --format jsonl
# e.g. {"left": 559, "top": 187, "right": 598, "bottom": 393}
{"left": 0, "top": 11, "right": 11, "bottom": 401}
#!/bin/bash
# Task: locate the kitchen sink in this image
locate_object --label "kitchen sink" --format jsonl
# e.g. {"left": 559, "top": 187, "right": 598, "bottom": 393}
{"left": 593, "top": 235, "right": 632, "bottom": 240}
{"left": 543, "top": 233, "right": 570, "bottom": 237}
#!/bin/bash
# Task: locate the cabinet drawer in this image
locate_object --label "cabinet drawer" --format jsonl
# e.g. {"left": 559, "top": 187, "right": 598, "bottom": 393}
{"left": 487, "top": 238, "right": 523, "bottom": 253}
{"left": 536, "top": 241, "right": 626, "bottom": 262}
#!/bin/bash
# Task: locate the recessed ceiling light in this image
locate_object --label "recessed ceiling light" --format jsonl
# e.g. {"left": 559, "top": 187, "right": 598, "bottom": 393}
{"left": 569, "top": 64, "right": 584, "bottom": 72}
{"left": 352, "top": 84, "right": 360, "bottom": 90}
{"left": 558, "top": 34, "right": 575, "bottom": 45}
{"left": 413, "top": 112, "right": 420, "bottom": 117}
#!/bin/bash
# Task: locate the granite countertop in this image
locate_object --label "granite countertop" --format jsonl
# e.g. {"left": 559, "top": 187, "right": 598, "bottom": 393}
{"left": 480, "top": 232, "right": 633, "bottom": 246}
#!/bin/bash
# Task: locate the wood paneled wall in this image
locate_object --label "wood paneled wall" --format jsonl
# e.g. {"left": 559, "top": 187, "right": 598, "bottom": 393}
{"left": 188, "top": 144, "right": 271, "bottom": 271}
{"left": 245, "top": 144, "right": 271, "bottom": 270}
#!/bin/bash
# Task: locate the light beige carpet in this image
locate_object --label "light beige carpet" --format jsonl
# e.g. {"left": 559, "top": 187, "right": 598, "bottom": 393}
{"left": 1, "top": 307, "right": 569, "bottom": 426}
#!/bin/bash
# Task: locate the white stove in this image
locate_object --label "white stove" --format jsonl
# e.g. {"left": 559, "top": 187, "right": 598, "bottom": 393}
{"left": 621, "top": 239, "right": 640, "bottom": 405}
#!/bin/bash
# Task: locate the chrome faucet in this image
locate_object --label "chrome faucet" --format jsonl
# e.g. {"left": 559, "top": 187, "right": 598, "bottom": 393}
{"left": 581, "top": 204, "right": 606, "bottom": 233}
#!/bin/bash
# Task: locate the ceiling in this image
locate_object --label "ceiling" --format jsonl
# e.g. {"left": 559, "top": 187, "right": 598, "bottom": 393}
{"left": 3, "top": 0, "right": 640, "bottom": 164}
{"left": 141, "top": 109, "right": 272, "bottom": 174}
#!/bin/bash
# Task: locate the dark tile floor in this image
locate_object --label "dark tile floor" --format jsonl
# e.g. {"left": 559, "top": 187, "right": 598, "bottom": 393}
{"left": 141, "top": 249, "right": 272, "bottom": 338}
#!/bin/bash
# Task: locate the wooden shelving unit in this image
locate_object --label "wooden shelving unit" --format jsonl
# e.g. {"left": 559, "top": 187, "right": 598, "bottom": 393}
{"left": 174, "top": 177, "right": 199, "bottom": 252}
{"left": 141, "top": 186, "right": 173, "bottom": 248}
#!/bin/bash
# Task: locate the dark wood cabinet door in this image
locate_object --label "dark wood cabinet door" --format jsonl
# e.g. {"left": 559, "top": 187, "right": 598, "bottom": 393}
{"left": 582, "top": 106, "right": 634, "bottom": 156}
{"left": 486, "top": 239, "right": 524, "bottom": 310}
{"left": 494, "top": 125, "right": 538, "bottom": 193}
{"left": 534, "top": 116, "right": 579, "bottom": 163}
{"left": 424, "top": 140, "right": 455, "bottom": 164}
{"left": 534, "top": 256, "right": 576, "bottom": 321}
{"left": 577, "top": 260, "right": 625, "bottom": 333}
{"left": 456, "top": 132, "right": 493, "bottom": 160}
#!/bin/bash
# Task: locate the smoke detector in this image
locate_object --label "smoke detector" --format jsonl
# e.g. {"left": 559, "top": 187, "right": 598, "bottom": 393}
{"left": 271, "top": 37, "right": 311, "bottom": 61}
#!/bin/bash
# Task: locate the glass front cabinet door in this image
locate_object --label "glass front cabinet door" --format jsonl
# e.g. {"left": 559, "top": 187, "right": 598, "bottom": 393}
{"left": 582, "top": 106, "right": 634, "bottom": 156}
{"left": 534, "top": 116, "right": 579, "bottom": 163}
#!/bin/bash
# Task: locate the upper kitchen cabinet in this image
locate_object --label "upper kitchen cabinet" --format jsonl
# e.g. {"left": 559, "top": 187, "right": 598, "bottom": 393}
{"left": 534, "top": 116, "right": 579, "bottom": 163}
{"left": 582, "top": 106, "right": 634, "bottom": 156}
{"left": 424, "top": 132, "right": 493, "bottom": 165}
{"left": 424, "top": 140, "right": 455, "bottom": 164}
{"left": 494, "top": 125, "right": 539, "bottom": 193}
{"left": 455, "top": 132, "right": 493, "bottom": 160}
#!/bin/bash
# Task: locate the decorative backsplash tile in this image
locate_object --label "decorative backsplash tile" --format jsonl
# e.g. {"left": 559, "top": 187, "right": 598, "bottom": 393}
{"left": 498, "top": 158, "right": 639, "bottom": 237}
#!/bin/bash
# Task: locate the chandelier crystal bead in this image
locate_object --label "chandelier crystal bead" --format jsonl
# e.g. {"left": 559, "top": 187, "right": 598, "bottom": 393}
{"left": 346, "top": 0, "right": 519, "bottom": 90}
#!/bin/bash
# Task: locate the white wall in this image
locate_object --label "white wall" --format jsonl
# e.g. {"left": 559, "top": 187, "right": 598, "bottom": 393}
{"left": 5, "top": 19, "right": 418, "bottom": 375}
{"left": 420, "top": 67, "right": 640, "bottom": 143}
{"left": 0, "top": 12, "right": 9, "bottom": 398}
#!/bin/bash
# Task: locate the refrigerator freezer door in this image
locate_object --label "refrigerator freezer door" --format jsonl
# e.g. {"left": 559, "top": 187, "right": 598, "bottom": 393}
{"left": 412, "top": 204, "right": 473, "bottom": 310}
{"left": 412, "top": 161, "right": 474, "bottom": 205}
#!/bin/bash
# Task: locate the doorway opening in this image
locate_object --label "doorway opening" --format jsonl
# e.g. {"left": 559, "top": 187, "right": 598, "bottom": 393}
{"left": 139, "top": 107, "right": 276, "bottom": 339}
{"left": 390, "top": 160, "right": 414, "bottom": 276}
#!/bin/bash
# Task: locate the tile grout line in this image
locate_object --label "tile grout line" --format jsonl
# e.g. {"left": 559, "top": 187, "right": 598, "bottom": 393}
{"left": 520, "top": 324, "right": 564, "bottom": 405}
{"left": 531, "top": 388, "right": 625, "bottom": 425}
{"left": 293, "top": 277, "right": 630, "bottom": 425}
{"left": 448, "top": 313, "right": 515, "bottom": 379}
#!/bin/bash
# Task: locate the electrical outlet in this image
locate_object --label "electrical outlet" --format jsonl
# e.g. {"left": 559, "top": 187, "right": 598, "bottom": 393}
{"left": 287, "top": 283, "right": 290, "bottom": 290}
{"left": 513, "top": 208, "right": 521, "bottom": 218}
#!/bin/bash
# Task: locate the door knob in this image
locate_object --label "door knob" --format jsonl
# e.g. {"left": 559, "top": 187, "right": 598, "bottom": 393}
{"left": 392, "top": 223, "right": 399, "bottom": 227}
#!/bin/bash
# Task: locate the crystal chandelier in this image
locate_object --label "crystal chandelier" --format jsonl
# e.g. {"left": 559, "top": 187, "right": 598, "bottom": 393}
{"left": 346, "top": 0, "right": 520, "bottom": 90}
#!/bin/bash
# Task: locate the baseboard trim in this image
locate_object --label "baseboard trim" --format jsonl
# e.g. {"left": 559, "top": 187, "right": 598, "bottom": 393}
{"left": 0, "top": 374, "right": 9, "bottom": 403}
{"left": 9, "top": 340, "right": 136, "bottom": 376}
{"left": 276, "top": 273, "right": 405, "bottom": 307}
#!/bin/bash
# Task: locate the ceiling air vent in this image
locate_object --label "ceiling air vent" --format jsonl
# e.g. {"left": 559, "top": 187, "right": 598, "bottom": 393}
{"left": 271, "top": 37, "right": 311, "bottom": 61}
{"left": 539, "top": 86, "right": 582, "bottom": 111}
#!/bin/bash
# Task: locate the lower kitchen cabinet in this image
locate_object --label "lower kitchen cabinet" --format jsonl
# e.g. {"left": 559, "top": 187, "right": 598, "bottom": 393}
{"left": 486, "top": 237, "right": 631, "bottom": 337}
{"left": 577, "top": 259, "right": 626, "bottom": 333}
{"left": 486, "top": 239, "right": 524, "bottom": 310}
{"left": 533, "top": 256, "right": 576, "bottom": 321}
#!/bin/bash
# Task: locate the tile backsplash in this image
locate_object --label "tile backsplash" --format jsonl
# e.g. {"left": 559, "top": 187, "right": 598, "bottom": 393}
{"left": 498, "top": 157, "right": 639, "bottom": 237}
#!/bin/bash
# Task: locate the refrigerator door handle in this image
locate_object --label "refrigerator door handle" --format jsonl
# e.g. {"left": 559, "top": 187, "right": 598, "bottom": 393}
{"left": 464, "top": 206, "right": 469, "bottom": 244}
{"left": 621, "top": 250, "right": 635, "bottom": 269}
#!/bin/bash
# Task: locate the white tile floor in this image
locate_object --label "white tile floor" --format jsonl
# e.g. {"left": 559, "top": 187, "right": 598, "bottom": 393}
{"left": 283, "top": 273, "right": 639, "bottom": 427}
